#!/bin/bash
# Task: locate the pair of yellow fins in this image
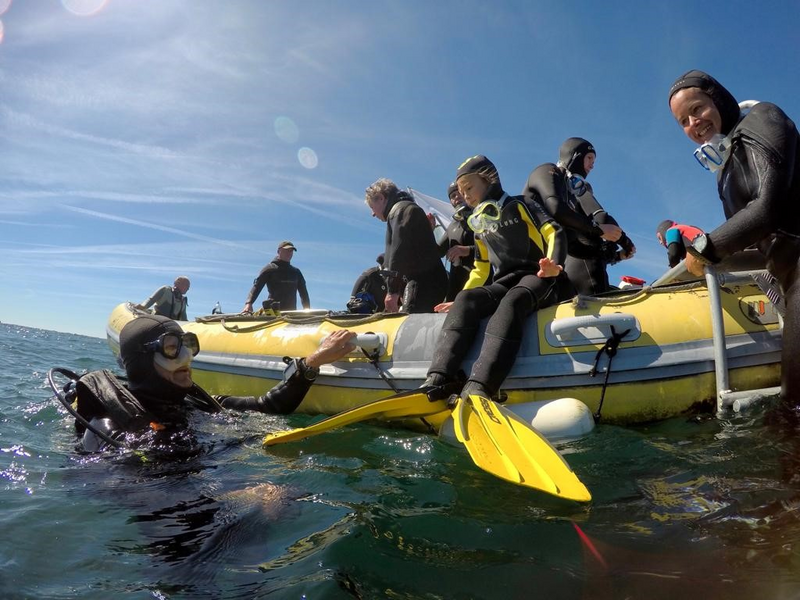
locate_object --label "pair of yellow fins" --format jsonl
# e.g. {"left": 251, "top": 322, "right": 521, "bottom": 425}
{"left": 263, "top": 388, "right": 591, "bottom": 503}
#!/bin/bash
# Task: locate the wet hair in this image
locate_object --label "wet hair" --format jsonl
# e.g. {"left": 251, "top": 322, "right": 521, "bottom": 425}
{"left": 668, "top": 70, "right": 740, "bottom": 135}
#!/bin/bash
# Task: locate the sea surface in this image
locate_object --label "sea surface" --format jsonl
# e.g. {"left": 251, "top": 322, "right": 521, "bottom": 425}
{"left": 3, "top": 322, "right": 800, "bottom": 599}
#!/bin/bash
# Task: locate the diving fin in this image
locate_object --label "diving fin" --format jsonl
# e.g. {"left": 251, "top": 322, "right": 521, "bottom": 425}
{"left": 263, "top": 387, "right": 448, "bottom": 447}
{"left": 453, "top": 396, "right": 520, "bottom": 483}
{"left": 468, "top": 394, "right": 591, "bottom": 502}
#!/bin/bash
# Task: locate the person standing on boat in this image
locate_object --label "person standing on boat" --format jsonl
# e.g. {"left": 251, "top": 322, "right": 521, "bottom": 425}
{"left": 523, "top": 138, "right": 636, "bottom": 295}
{"left": 68, "top": 315, "right": 357, "bottom": 453}
{"left": 347, "top": 254, "right": 387, "bottom": 313}
{"left": 138, "top": 276, "right": 191, "bottom": 321}
{"left": 422, "top": 155, "right": 573, "bottom": 400}
{"left": 365, "top": 178, "right": 448, "bottom": 313}
{"left": 242, "top": 241, "right": 310, "bottom": 313}
{"left": 656, "top": 220, "right": 705, "bottom": 268}
{"left": 438, "top": 181, "right": 476, "bottom": 301}
{"left": 668, "top": 69, "right": 800, "bottom": 400}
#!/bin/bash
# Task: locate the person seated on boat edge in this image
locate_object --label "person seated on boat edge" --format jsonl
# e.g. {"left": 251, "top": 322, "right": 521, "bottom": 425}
{"left": 137, "top": 276, "right": 190, "bottom": 321}
{"left": 668, "top": 70, "right": 800, "bottom": 401}
{"left": 70, "top": 315, "right": 357, "bottom": 453}
{"left": 242, "top": 241, "right": 311, "bottom": 314}
{"left": 437, "top": 181, "right": 476, "bottom": 302}
{"left": 420, "top": 155, "right": 573, "bottom": 401}
{"left": 656, "top": 220, "right": 705, "bottom": 268}
{"left": 347, "top": 253, "right": 387, "bottom": 314}
{"left": 365, "top": 178, "right": 448, "bottom": 314}
{"left": 522, "top": 138, "right": 635, "bottom": 296}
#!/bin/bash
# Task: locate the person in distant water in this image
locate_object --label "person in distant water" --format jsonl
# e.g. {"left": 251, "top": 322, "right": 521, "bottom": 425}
{"left": 365, "top": 179, "right": 447, "bottom": 313}
{"left": 655, "top": 219, "right": 705, "bottom": 268}
{"left": 348, "top": 254, "right": 387, "bottom": 314}
{"left": 242, "top": 241, "right": 310, "bottom": 313}
{"left": 523, "top": 138, "right": 635, "bottom": 295}
{"left": 438, "top": 181, "right": 476, "bottom": 301}
{"left": 139, "top": 276, "right": 190, "bottom": 321}
{"left": 669, "top": 70, "right": 800, "bottom": 400}
{"left": 67, "top": 314, "right": 356, "bottom": 453}
{"left": 422, "top": 155, "right": 572, "bottom": 401}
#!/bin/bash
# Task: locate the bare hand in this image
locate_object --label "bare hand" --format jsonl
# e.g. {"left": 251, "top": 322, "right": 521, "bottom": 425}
{"left": 434, "top": 301, "right": 454, "bottom": 313}
{"left": 446, "top": 245, "right": 470, "bottom": 262}
{"left": 684, "top": 254, "right": 706, "bottom": 277}
{"left": 306, "top": 330, "right": 358, "bottom": 368}
{"left": 599, "top": 224, "right": 622, "bottom": 242}
{"left": 384, "top": 293, "right": 400, "bottom": 313}
{"left": 242, "top": 302, "right": 254, "bottom": 314}
{"left": 537, "top": 257, "right": 563, "bottom": 278}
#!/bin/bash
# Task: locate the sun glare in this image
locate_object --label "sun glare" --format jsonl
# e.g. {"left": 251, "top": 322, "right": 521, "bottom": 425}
{"left": 0, "top": 0, "right": 11, "bottom": 17}
{"left": 61, "top": 0, "right": 109, "bottom": 17}
{"left": 297, "top": 147, "right": 318, "bottom": 169}
{"left": 274, "top": 116, "right": 299, "bottom": 144}
{"left": 0, "top": 20, "right": 4, "bottom": 44}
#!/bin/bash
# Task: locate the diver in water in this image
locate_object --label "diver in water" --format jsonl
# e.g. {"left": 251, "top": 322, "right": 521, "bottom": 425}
{"left": 60, "top": 315, "right": 356, "bottom": 453}
{"left": 422, "top": 155, "right": 573, "bottom": 400}
{"left": 656, "top": 219, "right": 705, "bottom": 268}
{"left": 438, "top": 181, "right": 476, "bottom": 301}
{"left": 523, "top": 138, "right": 635, "bottom": 295}
{"left": 668, "top": 69, "right": 800, "bottom": 400}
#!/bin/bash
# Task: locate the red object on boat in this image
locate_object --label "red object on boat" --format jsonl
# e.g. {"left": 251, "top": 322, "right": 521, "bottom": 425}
{"left": 620, "top": 276, "right": 646, "bottom": 286}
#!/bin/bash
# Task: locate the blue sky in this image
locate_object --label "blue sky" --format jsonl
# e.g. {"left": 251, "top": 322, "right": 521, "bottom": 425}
{"left": 1, "top": 1, "right": 799, "bottom": 337}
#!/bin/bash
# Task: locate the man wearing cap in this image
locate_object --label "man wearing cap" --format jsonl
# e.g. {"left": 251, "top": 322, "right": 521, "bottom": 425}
{"left": 242, "top": 241, "right": 311, "bottom": 313}
{"left": 438, "top": 182, "right": 475, "bottom": 301}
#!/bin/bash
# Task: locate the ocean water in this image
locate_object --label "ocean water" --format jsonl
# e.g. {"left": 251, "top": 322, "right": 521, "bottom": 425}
{"left": 3, "top": 322, "right": 800, "bottom": 599}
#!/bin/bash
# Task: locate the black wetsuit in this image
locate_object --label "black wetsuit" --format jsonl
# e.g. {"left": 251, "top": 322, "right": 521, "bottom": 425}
{"left": 663, "top": 223, "right": 704, "bottom": 267}
{"left": 382, "top": 192, "right": 448, "bottom": 312}
{"left": 427, "top": 193, "right": 573, "bottom": 396}
{"left": 350, "top": 266, "right": 387, "bottom": 312}
{"left": 523, "top": 164, "right": 634, "bottom": 295}
{"left": 437, "top": 214, "right": 476, "bottom": 301}
{"left": 689, "top": 102, "right": 800, "bottom": 400}
{"left": 75, "top": 362, "right": 319, "bottom": 452}
{"left": 245, "top": 258, "right": 310, "bottom": 311}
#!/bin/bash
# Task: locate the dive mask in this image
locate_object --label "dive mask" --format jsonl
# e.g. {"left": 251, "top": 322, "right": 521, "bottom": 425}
{"left": 467, "top": 200, "right": 502, "bottom": 234}
{"left": 693, "top": 133, "right": 732, "bottom": 173}
{"left": 143, "top": 332, "right": 200, "bottom": 359}
{"left": 566, "top": 172, "right": 588, "bottom": 196}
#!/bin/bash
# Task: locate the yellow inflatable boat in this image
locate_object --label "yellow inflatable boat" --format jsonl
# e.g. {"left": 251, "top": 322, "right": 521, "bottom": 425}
{"left": 106, "top": 257, "right": 782, "bottom": 426}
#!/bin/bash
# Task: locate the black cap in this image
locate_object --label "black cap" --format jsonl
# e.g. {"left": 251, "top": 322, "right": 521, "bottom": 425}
{"left": 656, "top": 219, "right": 676, "bottom": 242}
{"left": 558, "top": 137, "right": 595, "bottom": 177}
{"left": 668, "top": 70, "right": 740, "bottom": 135}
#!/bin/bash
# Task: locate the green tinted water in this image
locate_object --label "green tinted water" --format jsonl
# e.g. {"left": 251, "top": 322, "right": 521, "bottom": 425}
{"left": 2, "top": 323, "right": 800, "bottom": 599}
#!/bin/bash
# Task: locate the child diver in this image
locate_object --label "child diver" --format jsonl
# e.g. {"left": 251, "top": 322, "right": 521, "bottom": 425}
{"left": 422, "top": 155, "right": 573, "bottom": 400}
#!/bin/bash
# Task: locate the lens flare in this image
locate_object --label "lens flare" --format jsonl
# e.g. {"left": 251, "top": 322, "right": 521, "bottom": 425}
{"left": 297, "top": 147, "right": 318, "bottom": 170}
{"left": 0, "top": 20, "right": 4, "bottom": 44}
{"left": 61, "top": 0, "right": 108, "bottom": 17}
{"left": 0, "top": 0, "right": 11, "bottom": 17}
{"left": 274, "top": 116, "right": 299, "bottom": 144}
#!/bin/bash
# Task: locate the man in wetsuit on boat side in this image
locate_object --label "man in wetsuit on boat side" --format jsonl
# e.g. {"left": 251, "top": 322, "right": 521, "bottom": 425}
{"left": 668, "top": 69, "right": 800, "bottom": 400}
{"left": 347, "top": 254, "right": 387, "bottom": 313}
{"left": 72, "top": 315, "right": 356, "bottom": 453}
{"left": 422, "top": 155, "right": 573, "bottom": 401}
{"left": 523, "top": 138, "right": 635, "bottom": 295}
{"left": 656, "top": 220, "right": 705, "bottom": 268}
{"left": 242, "top": 241, "right": 310, "bottom": 313}
{"left": 365, "top": 178, "right": 448, "bottom": 313}
{"left": 438, "top": 182, "right": 476, "bottom": 301}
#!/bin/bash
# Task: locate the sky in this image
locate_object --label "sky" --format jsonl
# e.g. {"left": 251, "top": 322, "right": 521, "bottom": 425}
{"left": 1, "top": 0, "right": 799, "bottom": 338}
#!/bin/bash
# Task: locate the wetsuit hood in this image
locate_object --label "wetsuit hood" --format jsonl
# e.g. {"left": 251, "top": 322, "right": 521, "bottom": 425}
{"left": 456, "top": 155, "right": 504, "bottom": 201}
{"left": 447, "top": 181, "right": 459, "bottom": 200}
{"left": 383, "top": 189, "right": 415, "bottom": 219}
{"left": 668, "top": 70, "right": 740, "bottom": 136}
{"left": 656, "top": 219, "right": 676, "bottom": 241}
{"left": 558, "top": 137, "right": 595, "bottom": 178}
{"left": 119, "top": 314, "right": 190, "bottom": 413}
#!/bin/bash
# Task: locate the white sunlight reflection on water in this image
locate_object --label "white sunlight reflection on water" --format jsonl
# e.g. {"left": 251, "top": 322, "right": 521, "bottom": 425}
{"left": 61, "top": 0, "right": 108, "bottom": 17}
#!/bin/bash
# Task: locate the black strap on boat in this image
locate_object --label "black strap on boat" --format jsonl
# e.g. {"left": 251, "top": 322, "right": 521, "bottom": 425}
{"left": 589, "top": 326, "right": 631, "bottom": 422}
{"left": 361, "top": 348, "right": 400, "bottom": 394}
